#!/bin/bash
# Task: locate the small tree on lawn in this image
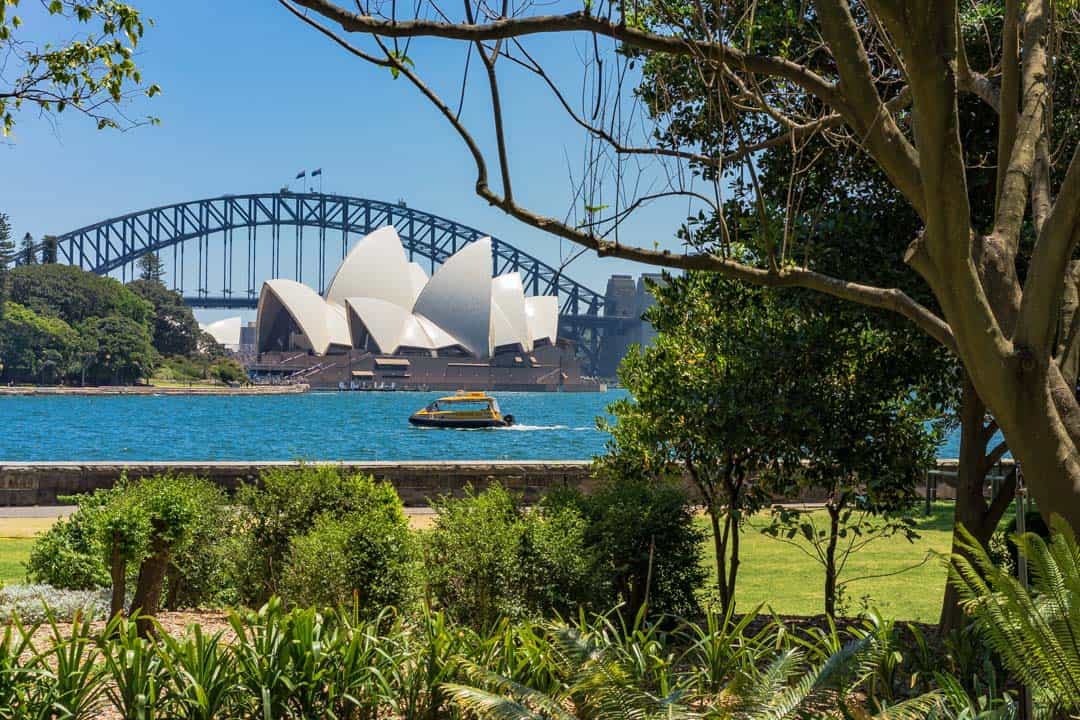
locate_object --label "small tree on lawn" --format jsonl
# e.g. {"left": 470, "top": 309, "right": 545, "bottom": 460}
{"left": 760, "top": 311, "right": 941, "bottom": 617}
{"left": 610, "top": 271, "right": 941, "bottom": 616}
{"left": 606, "top": 273, "right": 799, "bottom": 613}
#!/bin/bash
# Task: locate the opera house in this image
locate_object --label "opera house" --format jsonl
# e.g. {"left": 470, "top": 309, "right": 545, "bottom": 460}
{"left": 250, "top": 227, "right": 589, "bottom": 391}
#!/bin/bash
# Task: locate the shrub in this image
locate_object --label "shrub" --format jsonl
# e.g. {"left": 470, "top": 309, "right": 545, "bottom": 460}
{"left": 423, "top": 484, "right": 526, "bottom": 627}
{"left": 422, "top": 483, "right": 595, "bottom": 627}
{"left": 27, "top": 506, "right": 110, "bottom": 589}
{"left": 210, "top": 358, "right": 246, "bottom": 384}
{"left": 0, "top": 584, "right": 110, "bottom": 623}
{"left": 26, "top": 475, "right": 233, "bottom": 615}
{"left": 547, "top": 472, "right": 707, "bottom": 619}
{"left": 232, "top": 465, "right": 409, "bottom": 605}
{"left": 280, "top": 496, "right": 417, "bottom": 612}
{"left": 520, "top": 500, "right": 595, "bottom": 616}
{"left": 162, "top": 479, "right": 236, "bottom": 609}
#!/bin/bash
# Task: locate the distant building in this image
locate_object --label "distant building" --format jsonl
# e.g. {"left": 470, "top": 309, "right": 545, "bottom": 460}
{"left": 595, "top": 272, "right": 668, "bottom": 378}
{"left": 634, "top": 273, "right": 665, "bottom": 346}
{"left": 201, "top": 316, "right": 243, "bottom": 352}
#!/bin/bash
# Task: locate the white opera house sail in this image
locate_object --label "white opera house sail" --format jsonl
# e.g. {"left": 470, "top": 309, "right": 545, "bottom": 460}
{"left": 252, "top": 228, "right": 588, "bottom": 391}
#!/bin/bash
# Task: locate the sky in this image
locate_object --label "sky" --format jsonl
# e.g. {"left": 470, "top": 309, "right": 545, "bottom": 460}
{"left": 1, "top": 0, "right": 695, "bottom": 323}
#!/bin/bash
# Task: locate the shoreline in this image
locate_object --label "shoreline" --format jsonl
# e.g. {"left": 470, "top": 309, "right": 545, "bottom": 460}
{"left": 0, "top": 384, "right": 310, "bottom": 397}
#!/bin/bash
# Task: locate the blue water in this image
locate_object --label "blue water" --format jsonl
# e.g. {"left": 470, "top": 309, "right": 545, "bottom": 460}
{"left": 0, "top": 391, "right": 624, "bottom": 462}
{"left": 0, "top": 391, "right": 969, "bottom": 461}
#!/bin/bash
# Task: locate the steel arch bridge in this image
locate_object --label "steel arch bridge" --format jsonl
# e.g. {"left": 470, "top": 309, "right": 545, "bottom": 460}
{"left": 34, "top": 191, "right": 605, "bottom": 319}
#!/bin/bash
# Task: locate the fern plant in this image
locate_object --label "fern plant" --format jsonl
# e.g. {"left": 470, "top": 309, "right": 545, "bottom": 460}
{"left": 949, "top": 514, "right": 1080, "bottom": 717}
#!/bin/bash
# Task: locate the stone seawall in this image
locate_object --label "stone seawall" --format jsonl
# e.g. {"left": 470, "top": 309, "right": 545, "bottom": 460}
{"left": 0, "top": 461, "right": 595, "bottom": 506}
{"left": 0, "top": 458, "right": 1010, "bottom": 507}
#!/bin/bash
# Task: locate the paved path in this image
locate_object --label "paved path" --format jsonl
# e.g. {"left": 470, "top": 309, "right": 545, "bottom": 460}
{"left": 0, "top": 505, "right": 437, "bottom": 533}
{"left": 0, "top": 506, "right": 77, "bottom": 518}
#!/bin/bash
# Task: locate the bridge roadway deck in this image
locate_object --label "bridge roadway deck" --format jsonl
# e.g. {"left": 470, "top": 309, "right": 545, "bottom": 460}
{"left": 0, "top": 459, "right": 1004, "bottom": 507}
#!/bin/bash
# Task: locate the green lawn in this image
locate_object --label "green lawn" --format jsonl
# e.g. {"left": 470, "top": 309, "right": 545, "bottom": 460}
{"left": 0, "top": 538, "right": 34, "bottom": 586}
{"left": 699, "top": 502, "right": 974, "bottom": 622}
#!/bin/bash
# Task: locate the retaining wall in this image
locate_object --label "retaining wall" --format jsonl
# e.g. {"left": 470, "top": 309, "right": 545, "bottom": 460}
{"left": 0, "top": 461, "right": 595, "bottom": 506}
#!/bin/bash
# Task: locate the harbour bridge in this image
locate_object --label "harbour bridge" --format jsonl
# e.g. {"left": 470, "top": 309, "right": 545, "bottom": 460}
{"left": 27, "top": 191, "right": 637, "bottom": 372}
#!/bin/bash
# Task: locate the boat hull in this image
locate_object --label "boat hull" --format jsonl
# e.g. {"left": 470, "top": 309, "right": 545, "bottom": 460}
{"left": 408, "top": 414, "right": 510, "bottom": 429}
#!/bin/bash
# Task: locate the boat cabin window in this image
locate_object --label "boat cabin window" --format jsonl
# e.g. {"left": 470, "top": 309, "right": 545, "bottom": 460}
{"left": 426, "top": 401, "right": 441, "bottom": 411}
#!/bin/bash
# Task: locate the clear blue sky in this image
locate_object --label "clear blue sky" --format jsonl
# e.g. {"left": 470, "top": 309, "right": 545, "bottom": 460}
{"left": 2, "top": 0, "right": 691, "bottom": 323}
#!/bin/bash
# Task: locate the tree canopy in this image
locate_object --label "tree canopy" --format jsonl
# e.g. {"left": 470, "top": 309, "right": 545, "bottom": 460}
{"left": 0, "top": 0, "right": 159, "bottom": 137}
{"left": 128, "top": 278, "right": 201, "bottom": 357}
{"left": 8, "top": 264, "right": 151, "bottom": 327}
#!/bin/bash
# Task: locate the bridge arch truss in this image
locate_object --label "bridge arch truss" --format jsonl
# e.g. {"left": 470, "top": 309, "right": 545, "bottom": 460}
{"left": 40, "top": 192, "right": 604, "bottom": 318}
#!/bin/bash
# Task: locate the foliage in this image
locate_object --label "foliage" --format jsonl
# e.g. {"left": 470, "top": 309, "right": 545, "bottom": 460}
{"left": 423, "top": 483, "right": 531, "bottom": 627}
{"left": 0, "top": 213, "right": 11, "bottom": 325}
{"left": 763, "top": 504, "right": 920, "bottom": 617}
{"left": 136, "top": 252, "right": 165, "bottom": 283}
{"left": 950, "top": 514, "right": 1080, "bottom": 716}
{"left": 18, "top": 233, "right": 35, "bottom": 265}
{"left": 156, "top": 353, "right": 243, "bottom": 384}
{"left": 422, "top": 484, "right": 607, "bottom": 627}
{"left": 0, "top": 301, "right": 80, "bottom": 383}
{"left": 8, "top": 263, "right": 151, "bottom": 327}
{"left": 79, "top": 313, "right": 157, "bottom": 384}
{"left": 209, "top": 357, "right": 246, "bottom": 384}
{"left": 232, "top": 465, "right": 406, "bottom": 606}
{"left": 280, "top": 486, "right": 418, "bottom": 613}
{"left": 552, "top": 473, "right": 707, "bottom": 621}
{"left": 0, "top": 0, "right": 159, "bottom": 137}
{"left": 159, "top": 478, "right": 235, "bottom": 610}
{"left": 9, "top": 572, "right": 1077, "bottom": 720}
{"left": 26, "top": 475, "right": 232, "bottom": 613}
{"left": 520, "top": 498, "right": 595, "bottom": 617}
{"left": 607, "top": 271, "right": 941, "bottom": 618}
{"left": 128, "top": 278, "right": 201, "bottom": 357}
{"left": 0, "top": 584, "right": 109, "bottom": 624}
{"left": 604, "top": 274, "right": 796, "bottom": 613}
{"left": 26, "top": 505, "right": 110, "bottom": 590}
{"left": 40, "top": 235, "right": 58, "bottom": 263}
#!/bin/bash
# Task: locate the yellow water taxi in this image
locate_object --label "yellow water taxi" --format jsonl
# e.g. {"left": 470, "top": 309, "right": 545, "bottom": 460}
{"left": 408, "top": 391, "right": 515, "bottom": 428}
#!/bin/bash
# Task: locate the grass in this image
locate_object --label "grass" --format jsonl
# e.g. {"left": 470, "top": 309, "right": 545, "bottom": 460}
{"left": 700, "top": 502, "right": 970, "bottom": 623}
{"left": 0, "top": 502, "right": 979, "bottom": 622}
{"left": 0, "top": 538, "right": 34, "bottom": 586}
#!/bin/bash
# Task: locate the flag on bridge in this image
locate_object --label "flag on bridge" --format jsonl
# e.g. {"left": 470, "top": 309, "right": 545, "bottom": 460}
{"left": 311, "top": 168, "right": 322, "bottom": 177}
{"left": 295, "top": 170, "right": 306, "bottom": 179}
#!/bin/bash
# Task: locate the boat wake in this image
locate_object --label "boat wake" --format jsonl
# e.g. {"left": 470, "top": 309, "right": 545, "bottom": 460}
{"left": 499, "top": 424, "right": 595, "bottom": 432}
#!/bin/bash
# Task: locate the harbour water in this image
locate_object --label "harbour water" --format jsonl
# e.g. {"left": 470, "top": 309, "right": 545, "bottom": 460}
{"left": 0, "top": 390, "right": 968, "bottom": 462}
{"left": 0, "top": 391, "right": 623, "bottom": 462}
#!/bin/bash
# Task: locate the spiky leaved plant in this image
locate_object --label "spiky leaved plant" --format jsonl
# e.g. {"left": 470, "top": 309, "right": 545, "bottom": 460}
{"left": 950, "top": 514, "right": 1080, "bottom": 717}
{"left": 443, "top": 614, "right": 945, "bottom": 720}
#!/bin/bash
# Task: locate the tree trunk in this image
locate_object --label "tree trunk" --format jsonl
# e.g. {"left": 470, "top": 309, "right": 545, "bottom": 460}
{"left": 709, "top": 508, "right": 730, "bottom": 611}
{"left": 988, "top": 363, "right": 1080, "bottom": 534}
{"left": 724, "top": 470, "right": 742, "bottom": 615}
{"left": 824, "top": 502, "right": 841, "bottom": 618}
{"left": 109, "top": 531, "right": 126, "bottom": 619}
{"left": 939, "top": 377, "right": 1017, "bottom": 631}
{"left": 130, "top": 534, "right": 170, "bottom": 637}
{"left": 726, "top": 510, "right": 740, "bottom": 614}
